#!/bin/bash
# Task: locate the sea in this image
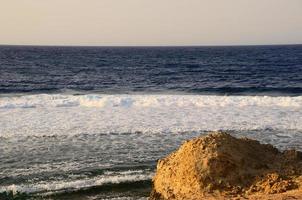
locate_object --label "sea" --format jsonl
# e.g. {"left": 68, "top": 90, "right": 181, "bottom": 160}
{"left": 0, "top": 45, "right": 302, "bottom": 199}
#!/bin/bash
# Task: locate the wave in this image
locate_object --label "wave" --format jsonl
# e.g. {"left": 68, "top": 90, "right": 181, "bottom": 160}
{"left": 0, "top": 94, "right": 302, "bottom": 137}
{"left": 1, "top": 94, "right": 302, "bottom": 109}
{"left": 0, "top": 170, "right": 153, "bottom": 195}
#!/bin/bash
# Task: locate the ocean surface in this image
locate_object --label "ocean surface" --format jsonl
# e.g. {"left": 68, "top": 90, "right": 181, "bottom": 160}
{"left": 0, "top": 45, "right": 302, "bottom": 199}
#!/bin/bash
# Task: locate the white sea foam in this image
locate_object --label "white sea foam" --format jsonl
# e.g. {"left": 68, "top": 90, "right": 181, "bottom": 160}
{"left": 1, "top": 94, "right": 302, "bottom": 109}
{"left": 0, "top": 94, "right": 301, "bottom": 137}
{"left": 0, "top": 171, "right": 153, "bottom": 194}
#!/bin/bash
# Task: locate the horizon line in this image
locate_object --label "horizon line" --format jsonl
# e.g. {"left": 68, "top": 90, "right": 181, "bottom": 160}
{"left": 0, "top": 43, "right": 302, "bottom": 48}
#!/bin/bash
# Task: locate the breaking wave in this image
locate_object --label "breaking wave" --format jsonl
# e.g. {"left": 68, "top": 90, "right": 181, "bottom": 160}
{"left": 0, "top": 170, "right": 153, "bottom": 195}
{"left": 0, "top": 94, "right": 302, "bottom": 137}
{"left": 1, "top": 94, "right": 302, "bottom": 109}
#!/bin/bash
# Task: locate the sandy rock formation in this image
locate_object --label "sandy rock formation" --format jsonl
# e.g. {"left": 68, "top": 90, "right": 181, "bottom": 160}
{"left": 150, "top": 132, "right": 302, "bottom": 200}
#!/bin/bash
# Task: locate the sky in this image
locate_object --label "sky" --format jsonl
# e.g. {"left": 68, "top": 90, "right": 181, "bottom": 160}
{"left": 0, "top": 0, "right": 302, "bottom": 46}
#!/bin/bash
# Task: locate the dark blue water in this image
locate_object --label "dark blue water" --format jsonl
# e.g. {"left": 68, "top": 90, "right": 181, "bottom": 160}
{"left": 1, "top": 45, "right": 302, "bottom": 95}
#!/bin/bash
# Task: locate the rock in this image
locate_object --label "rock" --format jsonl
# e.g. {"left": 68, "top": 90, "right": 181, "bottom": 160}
{"left": 150, "top": 132, "right": 302, "bottom": 200}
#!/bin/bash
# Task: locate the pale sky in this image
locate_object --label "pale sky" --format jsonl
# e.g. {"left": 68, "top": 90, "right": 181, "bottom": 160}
{"left": 0, "top": 0, "right": 302, "bottom": 46}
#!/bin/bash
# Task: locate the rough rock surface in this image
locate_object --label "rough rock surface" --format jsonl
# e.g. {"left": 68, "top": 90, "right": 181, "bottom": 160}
{"left": 150, "top": 132, "right": 302, "bottom": 200}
